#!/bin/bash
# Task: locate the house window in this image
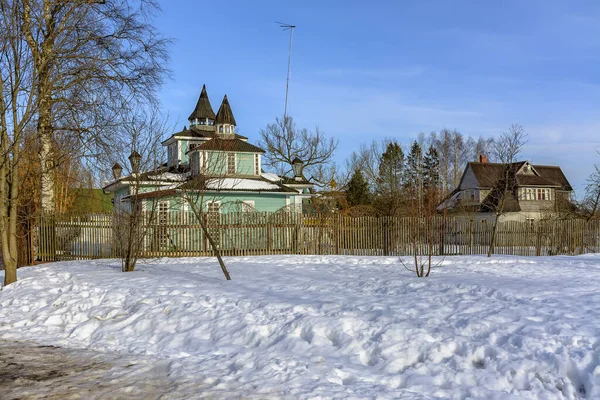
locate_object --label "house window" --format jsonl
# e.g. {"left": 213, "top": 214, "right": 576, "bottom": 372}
{"left": 158, "top": 201, "right": 169, "bottom": 220}
{"left": 536, "top": 188, "right": 550, "bottom": 201}
{"left": 191, "top": 152, "right": 199, "bottom": 176}
{"left": 225, "top": 126, "right": 230, "bottom": 133}
{"left": 227, "top": 153, "right": 236, "bottom": 174}
{"left": 219, "top": 126, "right": 223, "bottom": 133}
{"left": 156, "top": 201, "right": 169, "bottom": 249}
{"left": 201, "top": 151, "right": 207, "bottom": 172}
{"left": 241, "top": 200, "right": 255, "bottom": 212}
{"left": 207, "top": 201, "right": 221, "bottom": 214}
{"left": 254, "top": 154, "right": 260, "bottom": 175}
{"left": 168, "top": 143, "right": 177, "bottom": 167}
{"left": 526, "top": 217, "right": 535, "bottom": 226}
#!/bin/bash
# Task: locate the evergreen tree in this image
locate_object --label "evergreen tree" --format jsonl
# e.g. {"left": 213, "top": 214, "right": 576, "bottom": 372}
{"left": 423, "top": 145, "right": 440, "bottom": 190}
{"left": 375, "top": 141, "right": 405, "bottom": 215}
{"left": 405, "top": 141, "right": 423, "bottom": 192}
{"left": 376, "top": 141, "right": 404, "bottom": 196}
{"left": 346, "top": 169, "right": 371, "bottom": 207}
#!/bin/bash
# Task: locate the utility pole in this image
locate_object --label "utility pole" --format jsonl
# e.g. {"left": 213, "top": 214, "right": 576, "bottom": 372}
{"left": 276, "top": 21, "right": 295, "bottom": 122}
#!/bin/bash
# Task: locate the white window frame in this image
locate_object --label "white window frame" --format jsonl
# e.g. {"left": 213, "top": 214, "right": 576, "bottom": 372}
{"left": 241, "top": 200, "right": 255, "bottom": 212}
{"left": 227, "top": 152, "right": 236, "bottom": 174}
{"left": 526, "top": 217, "right": 535, "bottom": 227}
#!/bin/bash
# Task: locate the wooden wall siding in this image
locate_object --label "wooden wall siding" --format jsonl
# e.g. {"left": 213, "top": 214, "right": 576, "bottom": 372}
{"left": 236, "top": 153, "right": 255, "bottom": 175}
{"left": 35, "top": 212, "right": 600, "bottom": 262}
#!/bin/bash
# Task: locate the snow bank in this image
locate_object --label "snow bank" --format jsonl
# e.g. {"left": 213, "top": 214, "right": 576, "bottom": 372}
{"left": 206, "top": 177, "right": 282, "bottom": 191}
{"left": 1, "top": 255, "right": 600, "bottom": 399}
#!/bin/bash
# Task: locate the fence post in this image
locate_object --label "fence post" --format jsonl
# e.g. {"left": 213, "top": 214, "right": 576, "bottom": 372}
{"left": 535, "top": 221, "right": 542, "bottom": 256}
{"left": 383, "top": 217, "right": 389, "bottom": 256}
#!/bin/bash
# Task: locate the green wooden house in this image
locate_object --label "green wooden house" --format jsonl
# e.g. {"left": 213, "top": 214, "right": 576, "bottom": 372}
{"left": 103, "top": 85, "right": 312, "bottom": 214}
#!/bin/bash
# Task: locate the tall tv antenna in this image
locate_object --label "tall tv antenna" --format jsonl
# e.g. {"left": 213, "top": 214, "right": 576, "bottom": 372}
{"left": 276, "top": 21, "right": 296, "bottom": 122}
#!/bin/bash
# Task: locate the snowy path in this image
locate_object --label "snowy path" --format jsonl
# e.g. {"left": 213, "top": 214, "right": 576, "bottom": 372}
{"left": 0, "top": 255, "right": 599, "bottom": 399}
{"left": 0, "top": 340, "right": 175, "bottom": 399}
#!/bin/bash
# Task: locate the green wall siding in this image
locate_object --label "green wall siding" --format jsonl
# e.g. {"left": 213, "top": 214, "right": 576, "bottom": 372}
{"left": 237, "top": 153, "right": 255, "bottom": 175}
{"left": 142, "top": 191, "right": 292, "bottom": 213}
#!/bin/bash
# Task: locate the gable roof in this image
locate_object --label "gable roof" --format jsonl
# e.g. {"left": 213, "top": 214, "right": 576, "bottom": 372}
{"left": 533, "top": 165, "right": 573, "bottom": 191}
{"left": 215, "top": 95, "right": 237, "bottom": 125}
{"left": 188, "top": 85, "right": 216, "bottom": 121}
{"left": 197, "top": 138, "right": 265, "bottom": 153}
{"left": 467, "top": 162, "right": 524, "bottom": 188}
{"left": 466, "top": 161, "right": 572, "bottom": 191}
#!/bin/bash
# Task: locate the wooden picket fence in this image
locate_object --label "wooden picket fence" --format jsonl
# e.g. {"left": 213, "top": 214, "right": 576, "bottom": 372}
{"left": 35, "top": 211, "right": 600, "bottom": 262}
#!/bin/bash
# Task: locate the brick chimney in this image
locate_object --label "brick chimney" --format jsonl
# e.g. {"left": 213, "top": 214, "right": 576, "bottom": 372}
{"left": 479, "top": 154, "right": 487, "bottom": 163}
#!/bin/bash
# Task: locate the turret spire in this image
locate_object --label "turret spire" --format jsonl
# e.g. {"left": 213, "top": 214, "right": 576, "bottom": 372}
{"left": 215, "top": 95, "right": 237, "bottom": 126}
{"left": 188, "top": 84, "right": 216, "bottom": 123}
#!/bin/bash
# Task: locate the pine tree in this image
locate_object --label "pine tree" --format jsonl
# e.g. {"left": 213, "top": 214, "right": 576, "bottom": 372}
{"left": 423, "top": 145, "right": 440, "bottom": 190}
{"left": 346, "top": 169, "right": 371, "bottom": 207}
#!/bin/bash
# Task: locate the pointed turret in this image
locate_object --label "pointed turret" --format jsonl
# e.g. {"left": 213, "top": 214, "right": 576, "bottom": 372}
{"left": 188, "top": 85, "right": 216, "bottom": 125}
{"left": 215, "top": 95, "right": 237, "bottom": 126}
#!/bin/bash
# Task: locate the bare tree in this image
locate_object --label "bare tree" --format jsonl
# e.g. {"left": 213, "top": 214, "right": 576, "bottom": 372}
{"left": 177, "top": 145, "right": 240, "bottom": 281}
{"left": 580, "top": 161, "right": 600, "bottom": 221}
{"left": 259, "top": 116, "right": 337, "bottom": 186}
{"left": 110, "top": 106, "right": 170, "bottom": 272}
{"left": 400, "top": 168, "right": 443, "bottom": 277}
{"left": 0, "top": 0, "right": 39, "bottom": 285}
{"left": 20, "top": 0, "right": 170, "bottom": 212}
{"left": 486, "top": 123, "right": 528, "bottom": 257}
{"left": 0, "top": 0, "right": 169, "bottom": 285}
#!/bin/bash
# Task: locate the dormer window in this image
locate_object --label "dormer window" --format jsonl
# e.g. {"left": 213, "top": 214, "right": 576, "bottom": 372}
{"left": 168, "top": 142, "right": 178, "bottom": 167}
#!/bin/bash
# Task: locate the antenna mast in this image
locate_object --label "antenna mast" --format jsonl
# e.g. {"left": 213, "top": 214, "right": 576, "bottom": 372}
{"left": 276, "top": 21, "right": 295, "bottom": 122}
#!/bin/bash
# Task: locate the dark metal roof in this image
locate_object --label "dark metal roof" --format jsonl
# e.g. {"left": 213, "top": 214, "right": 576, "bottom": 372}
{"left": 467, "top": 162, "right": 524, "bottom": 188}
{"left": 279, "top": 175, "right": 311, "bottom": 185}
{"left": 163, "top": 126, "right": 248, "bottom": 145}
{"left": 215, "top": 95, "right": 237, "bottom": 126}
{"left": 534, "top": 165, "right": 573, "bottom": 191}
{"left": 516, "top": 174, "right": 558, "bottom": 187}
{"left": 188, "top": 85, "right": 216, "bottom": 121}
{"left": 466, "top": 162, "right": 572, "bottom": 191}
{"left": 198, "top": 138, "right": 265, "bottom": 153}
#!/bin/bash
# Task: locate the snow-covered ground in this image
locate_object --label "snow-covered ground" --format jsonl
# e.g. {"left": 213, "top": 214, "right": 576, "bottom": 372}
{"left": 1, "top": 254, "right": 600, "bottom": 399}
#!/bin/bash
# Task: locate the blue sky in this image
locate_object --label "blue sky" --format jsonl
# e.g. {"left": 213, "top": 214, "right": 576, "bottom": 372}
{"left": 155, "top": 0, "right": 600, "bottom": 194}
